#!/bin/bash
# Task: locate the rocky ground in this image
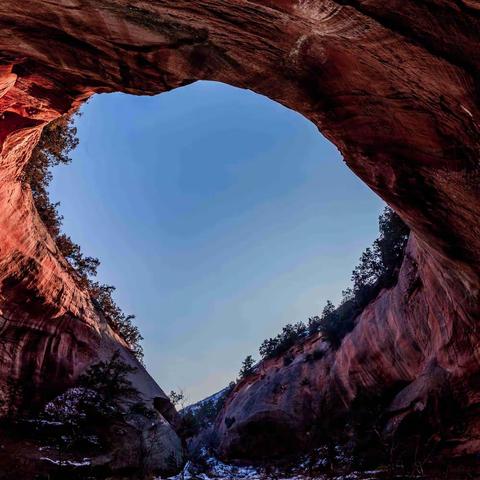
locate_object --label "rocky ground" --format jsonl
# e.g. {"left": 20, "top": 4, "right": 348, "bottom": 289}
{"left": 162, "top": 455, "right": 480, "bottom": 480}
{"left": 1, "top": 422, "right": 478, "bottom": 480}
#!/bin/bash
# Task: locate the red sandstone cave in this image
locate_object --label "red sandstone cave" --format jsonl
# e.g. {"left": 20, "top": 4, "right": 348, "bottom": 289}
{"left": 0, "top": 0, "right": 479, "bottom": 474}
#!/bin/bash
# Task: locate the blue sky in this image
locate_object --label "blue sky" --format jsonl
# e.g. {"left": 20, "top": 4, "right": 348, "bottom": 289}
{"left": 50, "top": 81, "right": 384, "bottom": 403}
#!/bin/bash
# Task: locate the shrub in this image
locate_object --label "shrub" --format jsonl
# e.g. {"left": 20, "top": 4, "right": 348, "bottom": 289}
{"left": 89, "top": 283, "right": 144, "bottom": 361}
{"left": 173, "top": 383, "right": 237, "bottom": 440}
{"left": 78, "top": 351, "right": 139, "bottom": 413}
{"left": 317, "top": 207, "right": 409, "bottom": 349}
{"left": 44, "top": 387, "right": 100, "bottom": 423}
{"left": 259, "top": 322, "right": 307, "bottom": 359}
{"left": 180, "top": 399, "right": 218, "bottom": 438}
{"left": 178, "top": 410, "right": 201, "bottom": 438}
{"left": 352, "top": 207, "right": 409, "bottom": 300}
{"left": 169, "top": 390, "right": 186, "bottom": 408}
{"left": 239, "top": 355, "right": 256, "bottom": 379}
{"left": 56, "top": 234, "right": 100, "bottom": 285}
{"left": 23, "top": 115, "right": 78, "bottom": 238}
{"left": 129, "top": 401, "right": 157, "bottom": 419}
{"left": 258, "top": 207, "right": 409, "bottom": 357}
{"left": 42, "top": 352, "right": 146, "bottom": 449}
{"left": 307, "top": 315, "right": 321, "bottom": 336}
{"left": 41, "top": 387, "right": 102, "bottom": 449}
{"left": 171, "top": 384, "right": 236, "bottom": 440}
{"left": 314, "top": 300, "right": 345, "bottom": 349}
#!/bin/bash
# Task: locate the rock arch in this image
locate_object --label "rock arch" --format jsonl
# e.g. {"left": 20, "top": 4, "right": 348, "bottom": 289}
{"left": 0, "top": 0, "right": 479, "bottom": 463}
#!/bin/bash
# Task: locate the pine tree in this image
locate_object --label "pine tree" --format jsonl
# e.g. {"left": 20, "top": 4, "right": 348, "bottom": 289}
{"left": 79, "top": 351, "right": 139, "bottom": 414}
{"left": 239, "top": 355, "right": 256, "bottom": 379}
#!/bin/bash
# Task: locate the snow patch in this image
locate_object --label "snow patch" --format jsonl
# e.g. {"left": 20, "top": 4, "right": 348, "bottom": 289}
{"left": 40, "top": 457, "right": 91, "bottom": 467}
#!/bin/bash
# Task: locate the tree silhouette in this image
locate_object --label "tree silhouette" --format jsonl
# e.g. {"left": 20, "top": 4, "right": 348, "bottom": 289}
{"left": 239, "top": 355, "right": 256, "bottom": 379}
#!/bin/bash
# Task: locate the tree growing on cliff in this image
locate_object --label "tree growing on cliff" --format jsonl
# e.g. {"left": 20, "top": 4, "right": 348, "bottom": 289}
{"left": 22, "top": 115, "right": 144, "bottom": 361}
{"left": 352, "top": 207, "right": 409, "bottom": 301}
{"left": 259, "top": 322, "right": 307, "bottom": 359}
{"left": 22, "top": 115, "right": 99, "bottom": 283}
{"left": 22, "top": 115, "right": 78, "bottom": 236}
{"left": 314, "top": 301, "right": 343, "bottom": 348}
{"left": 89, "top": 283, "right": 144, "bottom": 361}
{"left": 239, "top": 355, "right": 256, "bottom": 379}
{"left": 309, "top": 208, "right": 409, "bottom": 349}
{"left": 258, "top": 207, "right": 409, "bottom": 357}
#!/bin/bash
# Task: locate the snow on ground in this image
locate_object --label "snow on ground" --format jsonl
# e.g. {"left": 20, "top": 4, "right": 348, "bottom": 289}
{"left": 165, "top": 458, "right": 262, "bottom": 480}
{"left": 40, "top": 457, "right": 91, "bottom": 467}
{"left": 162, "top": 455, "right": 392, "bottom": 480}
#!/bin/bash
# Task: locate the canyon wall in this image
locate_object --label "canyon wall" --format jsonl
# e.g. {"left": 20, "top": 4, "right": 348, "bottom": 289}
{"left": 215, "top": 237, "right": 480, "bottom": 459}
{"left": 0, "top": 0, "right": 479, "bottom": 465}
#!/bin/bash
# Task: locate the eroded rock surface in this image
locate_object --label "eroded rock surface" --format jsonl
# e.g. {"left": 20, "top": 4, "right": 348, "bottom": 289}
{"left": 0, "top": 0, "right": 479, "bottom": 467}
{"left": 215, "top": 238, "right": 480, "bottom": 459}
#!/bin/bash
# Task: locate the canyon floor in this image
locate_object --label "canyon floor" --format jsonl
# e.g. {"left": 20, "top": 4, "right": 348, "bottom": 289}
{"left": 163, "top": 457, "right": 480, "bottom": 480}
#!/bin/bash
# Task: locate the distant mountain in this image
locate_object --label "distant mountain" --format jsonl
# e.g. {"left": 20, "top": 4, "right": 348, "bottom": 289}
{"left": 182, "top": 385, "right": 232, "bottom": 417}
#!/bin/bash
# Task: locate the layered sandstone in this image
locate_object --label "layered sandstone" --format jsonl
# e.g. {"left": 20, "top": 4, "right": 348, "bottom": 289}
{"left": 215, "top": 238, "right": 480, "bottom": 459}
{"left": 0, "top": 0, "right": 479, "bottom": 467}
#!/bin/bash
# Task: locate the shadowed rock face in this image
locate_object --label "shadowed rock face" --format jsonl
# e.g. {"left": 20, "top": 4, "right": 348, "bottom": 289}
{"left": 0, "top": 0, "right": 479, "bottom": 464}
{"left": 215, "top": 239, "right": 480, "bottom": 459}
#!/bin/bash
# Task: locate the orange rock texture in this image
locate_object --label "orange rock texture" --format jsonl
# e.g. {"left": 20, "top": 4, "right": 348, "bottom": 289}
{"left": 0, "top": 0, "right": 479, "bottom": 463}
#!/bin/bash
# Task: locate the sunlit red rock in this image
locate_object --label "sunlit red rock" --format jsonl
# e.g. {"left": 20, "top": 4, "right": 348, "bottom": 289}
{"left": 0, "top": 0, "right": 478, "bottom": 465}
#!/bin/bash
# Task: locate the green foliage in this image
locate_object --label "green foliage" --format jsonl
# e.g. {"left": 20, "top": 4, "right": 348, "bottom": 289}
{"left": 89, "top": 283, "right": 144, "bottom": 361}
{"left": 41, "top": 352, "right": 146, "bottom": 450}
{"left": 178, "top": 411, "right": 201, "bottom": 439}
{"left": 23, "top": 115, "right": 99, "bottom": 284}
{"left": 79, "top": 351, "right": 139, "bottom": 411}
{"left": 352, "top": 207, "right": 409, "bottom": 301}
{"left": 239, "top": 355, "right": 256, "bottom": 379}
{"left": 23, "top": 115, "right": 78, "bottom": 238}
{"left": 56, "top": 234, "right": 100, "bottom": 286}
{"left": 259, "top": 322, "right": 307, "bottom": 360}
{"left": 258, "top": 207, "right": 409, "bottom": 358}
{"left": 306, "top": 300, "right": 349, "bottom": 349}
{"left": 178, "top": 397, "right": 222, "bottom": 439}
{"left": 22, "top": 115, "right": 144, "bottom": 361}
{"left": 309, "top": 208, "right": 409, "bottom": 349}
